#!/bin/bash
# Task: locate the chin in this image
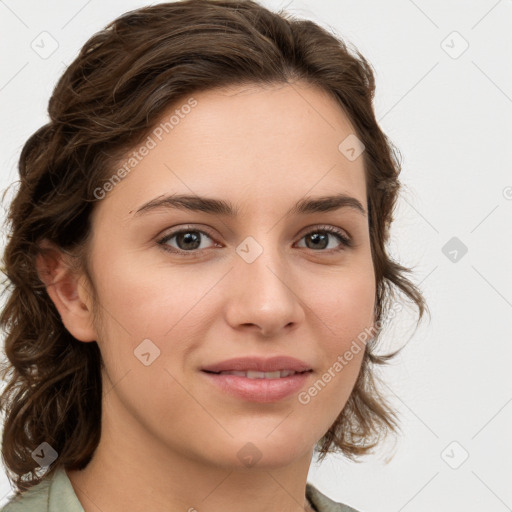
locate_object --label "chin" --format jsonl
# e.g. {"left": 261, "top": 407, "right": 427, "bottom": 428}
{"left": 185, "top": 432, "right": 311, "bottom": 471}
{"left": 231, "top": 434, "right": 314, "bottom": 470}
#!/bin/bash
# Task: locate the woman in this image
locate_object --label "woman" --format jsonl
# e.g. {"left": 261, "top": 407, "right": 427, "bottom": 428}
{"left": 0, "top": 1, "right": 426, "bottom": 511}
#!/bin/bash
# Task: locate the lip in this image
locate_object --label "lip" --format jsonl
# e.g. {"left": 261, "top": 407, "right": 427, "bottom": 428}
{"left": 201, "top": 356, "right": 312, "bottom": 373}
{"left": 201, "top": 356, "right": 313, "bottom": 403}
{"left": 201, "top": 371, "right": 311, "bottom": 403}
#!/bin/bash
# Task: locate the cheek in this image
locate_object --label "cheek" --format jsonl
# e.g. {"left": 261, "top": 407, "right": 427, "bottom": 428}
{"left": 298, "top": 265, "right": 374, "bottom": 414}
{"left": 90, "top": 260, "right": 213, "bottom": 426}
{"left": 89, "top": 254, "right": 229, "bottom": 407}
{"left": 310, "top": 262, "right": 376, "bottom": 344}
{"left": 92, "top": 251, "right": 217, "bottom": 339}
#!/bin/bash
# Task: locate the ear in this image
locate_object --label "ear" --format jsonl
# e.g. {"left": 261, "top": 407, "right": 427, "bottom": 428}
{"left": 35, "top": 239, "right": 97, "bottom": 342}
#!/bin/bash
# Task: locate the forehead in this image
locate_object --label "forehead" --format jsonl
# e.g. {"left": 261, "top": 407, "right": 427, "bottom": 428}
{"left": 93, "top": 81, "right": 367, "bottom": 220}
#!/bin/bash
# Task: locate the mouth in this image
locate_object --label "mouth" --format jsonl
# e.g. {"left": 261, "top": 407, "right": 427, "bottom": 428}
{"left": 201, "top": 355, "right": 312, "bottom": 374}
{"left": 200, "top": 356, "right": 313, "bottom": 402}
{"left": 202, "top": 369, "right": 311, "bottom": 379}
{"left": 201, "top": 369, "right": 312, "bottom": 402}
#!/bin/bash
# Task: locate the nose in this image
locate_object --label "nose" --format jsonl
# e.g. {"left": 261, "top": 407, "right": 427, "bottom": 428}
{"left": 223, "top": 240, "right": 305, "bottom": 338}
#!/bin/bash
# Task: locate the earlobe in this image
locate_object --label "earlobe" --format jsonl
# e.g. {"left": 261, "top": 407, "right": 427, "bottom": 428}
{"left": 35, "top": 239, "right": 97, "bottom": 342}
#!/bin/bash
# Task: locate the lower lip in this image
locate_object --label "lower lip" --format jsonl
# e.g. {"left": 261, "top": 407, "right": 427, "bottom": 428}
{"left": 201, "top": 371, "right": 312, "bottom": 403}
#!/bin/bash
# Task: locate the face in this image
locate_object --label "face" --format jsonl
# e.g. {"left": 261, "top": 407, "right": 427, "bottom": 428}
{"left": 75, "top": 81, "right": 376, "bottom": 469}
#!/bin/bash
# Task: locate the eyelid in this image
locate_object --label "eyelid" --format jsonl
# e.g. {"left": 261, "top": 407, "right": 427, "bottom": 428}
{"left": 297, "top": 224, "right": 351, "bottom": 242}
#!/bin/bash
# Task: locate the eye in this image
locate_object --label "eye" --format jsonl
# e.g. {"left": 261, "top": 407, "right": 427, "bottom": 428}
{"left": 295, "top": 225, "right": 353, "bottom": 252}
{"left": 158, "top": 226, "right": 218, "bottom": 256}
{"left": 157, "top": 224, "right": 353, "bottom": 257}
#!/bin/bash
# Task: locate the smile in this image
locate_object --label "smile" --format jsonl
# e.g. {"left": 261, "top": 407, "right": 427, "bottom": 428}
{"left": 211, "top": 370, "right": 303, "bottom": 379}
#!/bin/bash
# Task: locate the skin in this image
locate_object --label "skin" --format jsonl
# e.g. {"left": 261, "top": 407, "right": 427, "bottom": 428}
{"left": 37, "top": 81, "right": 376, "bottom": 512}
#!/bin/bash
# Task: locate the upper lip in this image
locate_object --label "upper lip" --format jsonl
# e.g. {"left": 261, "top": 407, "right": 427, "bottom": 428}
{"left": 201, "top": 356, "right": 312, "bottom": 373}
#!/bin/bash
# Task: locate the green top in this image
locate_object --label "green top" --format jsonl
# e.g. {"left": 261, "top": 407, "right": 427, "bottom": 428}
{"left": 1, "top": 468, "right": 361, "bottom": 512}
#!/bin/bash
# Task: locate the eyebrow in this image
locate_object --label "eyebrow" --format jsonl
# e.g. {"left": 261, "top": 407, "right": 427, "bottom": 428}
{"left": 134, "top": 193, "right": 366, "bottom": 218}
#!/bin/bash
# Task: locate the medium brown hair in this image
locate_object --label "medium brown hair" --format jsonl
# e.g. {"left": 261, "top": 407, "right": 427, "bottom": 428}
{"left": 0, "top": 0, "right": 427, "bottom": 495}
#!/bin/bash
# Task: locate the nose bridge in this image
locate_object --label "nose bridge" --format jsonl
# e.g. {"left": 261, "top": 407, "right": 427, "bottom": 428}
{"left": 225, "top": 230, "right": 304, "bottom": 334}
{"left": 235, "top": 231, "right": 289, "bottom": 292}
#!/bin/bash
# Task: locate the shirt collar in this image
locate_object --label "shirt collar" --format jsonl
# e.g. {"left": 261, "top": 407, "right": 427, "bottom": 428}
{"left": 48, "top": 468, "right": 84, "bottom": 512}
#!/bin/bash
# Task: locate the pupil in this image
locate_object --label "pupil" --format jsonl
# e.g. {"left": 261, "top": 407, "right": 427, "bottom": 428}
{"left": 179, "top": 232, "right": 200, "bottom": 250}
{"left": 307, "top": 232, "right": 327, "bottom": 249}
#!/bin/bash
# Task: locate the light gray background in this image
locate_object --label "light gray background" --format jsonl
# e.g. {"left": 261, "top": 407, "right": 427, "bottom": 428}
{"left": 0, "top": 1, "right": 511, "bottom": 511}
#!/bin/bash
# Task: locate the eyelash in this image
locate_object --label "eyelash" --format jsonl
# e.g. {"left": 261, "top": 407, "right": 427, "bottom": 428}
{"left": 157, "top": 224, "right": 353, "bottom": 257}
